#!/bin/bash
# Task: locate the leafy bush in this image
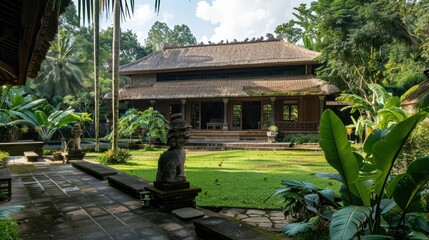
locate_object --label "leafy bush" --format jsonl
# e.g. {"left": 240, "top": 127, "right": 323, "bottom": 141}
{"left": 268, "top": 125, "right": 278, "bottom": 133}
{"left": 98, "top": 149, "right": 131, "bottom": 164}
{"left": 43, "top": 149, "right": 55, "bottom": 156}
{"left": 280, "top": 134, "right": 319, "bottom": 144}
{"left": 0, "top": 219, "right": 19, "bottom": 240}
{"left": 0, "top": 151, "right": 8, "bottom": 162}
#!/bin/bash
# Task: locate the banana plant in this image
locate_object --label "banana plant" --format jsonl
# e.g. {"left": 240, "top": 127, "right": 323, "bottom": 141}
{"left": 319, "top": 109, "right": 429, "bottom": 239}
{"left": 14, "top": 108, "right": 81, "bottom": 142}
{"left": 337, "top": 83, "right": 409, "bottom": 141}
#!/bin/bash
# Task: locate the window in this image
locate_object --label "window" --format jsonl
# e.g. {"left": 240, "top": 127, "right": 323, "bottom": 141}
{"left": 261, "top": 103, "right": 272, "bottom": 128}
{"left": 170, "top": 104, "right": 180, "bottom": 115}
{"left": 283, "top": 101, "right": 298, "bottom": 121}
{"left": 232, "top": 104, "right": 241, "bottom": 128}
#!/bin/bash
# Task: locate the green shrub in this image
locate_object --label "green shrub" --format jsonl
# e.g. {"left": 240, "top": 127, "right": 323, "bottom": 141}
{"left": 0, "top": 151, "right": 8, "bottom": 162}
{"left": 280, "top": 134, "right": 319, "bottom": 144}
{"left": 42, "top": 149, "right": 55, "bottom": 156}
{"left": 0, "top": 219, "right": 19, "bottom": 240}
{"left": 98, "top": 149, "right": 131, "bottom": 164}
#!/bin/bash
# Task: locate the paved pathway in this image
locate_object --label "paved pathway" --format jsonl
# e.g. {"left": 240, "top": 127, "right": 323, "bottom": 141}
{"left": 4, "top": 158, "right": 286, "bottom": 239}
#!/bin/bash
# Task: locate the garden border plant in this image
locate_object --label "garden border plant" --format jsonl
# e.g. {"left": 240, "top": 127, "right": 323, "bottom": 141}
{"left": 273, "top": 109, "right": 429, "bottom": 239}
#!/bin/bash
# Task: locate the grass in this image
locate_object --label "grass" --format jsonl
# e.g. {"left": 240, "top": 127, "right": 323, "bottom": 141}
{"left": 87, "top": 149, "right": 340, "bottom": 209}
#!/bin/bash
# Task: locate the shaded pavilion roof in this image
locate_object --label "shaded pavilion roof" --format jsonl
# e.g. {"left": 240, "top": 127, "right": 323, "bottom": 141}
{"left": 104, "top": 75, "right": 340, "bottom": 100}
{"left": 120, "top": 39, "right": 321, "bottom": 75}
{"left": 0, "top": 0, "right": 70, "bottom": 85}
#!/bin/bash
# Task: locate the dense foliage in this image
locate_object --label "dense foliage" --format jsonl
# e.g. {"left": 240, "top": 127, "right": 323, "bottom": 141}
{"left": 276, "top": 0, "right": 429, "bottom": 97}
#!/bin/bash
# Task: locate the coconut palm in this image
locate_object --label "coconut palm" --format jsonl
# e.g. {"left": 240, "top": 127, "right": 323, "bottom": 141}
{"left": 31, "top": 29, "right": 84, "bottom": 101}
{"left": 77, "top": 0, "right": 160, "bottom": 152}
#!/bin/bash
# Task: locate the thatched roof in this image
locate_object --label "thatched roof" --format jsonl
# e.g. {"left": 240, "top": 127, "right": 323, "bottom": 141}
{"left": 401, "top": 80, "right": 429, "bottom": 106}
{"left": 401, "top": 70, "right": 429, "bottom": 107}
{"left": 0, "top": 0, "right": 70, "bottom": 85}
{"left": 120, "top": 40, "right": 321, "bottom": 74}
{"left": 104, "top": 75, "right": 340, "bottom": 100}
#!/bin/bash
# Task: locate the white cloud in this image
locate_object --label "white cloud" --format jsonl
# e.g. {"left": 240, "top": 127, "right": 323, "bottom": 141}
{"left": 120, "top": 4, "right": 156, "bottom": 44}
{"left": 161, "top": 12, "right": 175, "bottom": 25}
{"left": 195, "top": 0, "right": 312, "bottom": 42}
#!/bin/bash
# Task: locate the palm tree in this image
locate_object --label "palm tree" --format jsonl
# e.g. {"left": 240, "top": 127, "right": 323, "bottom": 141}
{"left": 77, "top": 0, "right": 160, "bottom": 152}
{"left": 31, "top": 29, "right": 84, "bottom": 101}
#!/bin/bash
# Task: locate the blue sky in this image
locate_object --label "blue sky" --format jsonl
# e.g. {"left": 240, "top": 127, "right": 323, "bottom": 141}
{"left": 77, "top": 0, "right": 312, "bottom": 45}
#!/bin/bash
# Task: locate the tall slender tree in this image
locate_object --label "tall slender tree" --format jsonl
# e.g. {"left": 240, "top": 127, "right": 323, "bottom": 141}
{"left": 112, "top": 0, "right": 120, "bottom": 151}
{"left": 94, "top": 0, "right": 100, "bottom": 152}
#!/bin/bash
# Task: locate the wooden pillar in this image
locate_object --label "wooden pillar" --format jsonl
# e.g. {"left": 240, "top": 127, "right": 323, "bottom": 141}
{"left": 270, "top": 97, "right": 276, "bottom": 126}
{"left": 223, "top": 98, "right": 229, "bottom": 130}
{"left": 319, "top": 96, "right": 325, "bottom": 118}
{"left": 181, "top": 99, "right": 186, "bottom": 120}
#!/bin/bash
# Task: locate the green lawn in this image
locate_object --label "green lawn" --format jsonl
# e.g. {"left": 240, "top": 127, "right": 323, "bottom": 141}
{"left": 87, "top": 149, "right": 339, "bottom": 209}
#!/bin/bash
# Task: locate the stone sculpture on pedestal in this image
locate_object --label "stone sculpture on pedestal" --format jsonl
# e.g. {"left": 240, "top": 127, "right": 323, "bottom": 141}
{"left": 147, "top": 113, "right": 201, "bottom": 211}
{"left": 65, "top": 124, "right": 85, "bottom": 161}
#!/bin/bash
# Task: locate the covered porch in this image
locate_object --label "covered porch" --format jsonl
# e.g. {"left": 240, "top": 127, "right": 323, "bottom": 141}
{"left": 113, "top": 76, "right": 339, "bottom": 134}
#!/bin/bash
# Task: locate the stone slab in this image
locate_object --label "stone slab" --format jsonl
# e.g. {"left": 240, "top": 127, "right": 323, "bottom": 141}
{"left": 172, "top": 207, "right": 205, "bottom": 220}
{"left": 193, "top": 217, "right": 273, "bottom": 240}
{"left": 107, "top": 173, "right": 153, "bottom": 198}
{"left": 71, "top": 160, "right": 118, "bottom": 180}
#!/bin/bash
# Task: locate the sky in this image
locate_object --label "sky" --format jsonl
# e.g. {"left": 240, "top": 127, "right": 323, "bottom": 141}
{"left": 85, "top": 0, "right": 312, "bottom": 45}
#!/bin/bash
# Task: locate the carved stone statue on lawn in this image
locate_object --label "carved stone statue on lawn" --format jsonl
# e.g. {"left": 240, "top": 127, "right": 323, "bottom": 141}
{"left": 155, "top": 113, "right": 190, "bottom": 189}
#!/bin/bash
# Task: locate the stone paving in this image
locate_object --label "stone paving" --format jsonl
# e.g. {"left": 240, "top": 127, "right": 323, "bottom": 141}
{"left": 3, "top": 158, "right": 286, "bottom": 239}
{"left": 218, "top": 208, "right": 289, "bottom": 232}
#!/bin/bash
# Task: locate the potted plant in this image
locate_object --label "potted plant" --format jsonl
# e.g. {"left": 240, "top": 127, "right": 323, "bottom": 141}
{"left": 267, "top": 125, "right": 278, "bottom": 142}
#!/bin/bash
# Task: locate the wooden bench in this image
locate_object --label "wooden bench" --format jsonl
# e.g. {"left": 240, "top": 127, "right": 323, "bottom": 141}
{"left": 194, "top": 217, "right": 273, "bottom": 240}
{"left": 207, "top": 118, "right": 223, "bottom": 130}
{"left": 71, "top": 160, "right": 118, "bottom": 180}
{"left": 24, "top": 151, "right": 39, "bottom": 162}
{"left": 107, "top": 173, "right": 153, "bottom": 198}
{"left": 0, "top": 168, "right": 12, "bottom": 199}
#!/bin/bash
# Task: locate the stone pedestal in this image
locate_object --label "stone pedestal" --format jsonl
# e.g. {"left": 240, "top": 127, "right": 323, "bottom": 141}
{"left": 153, "top": 181, "right": 190, "bottom": 191}
{"left": 65, "top": 150, "right": 85, "bottom": 162}
{"left": 146, "top": 185, "right": 201, "bottom": 212}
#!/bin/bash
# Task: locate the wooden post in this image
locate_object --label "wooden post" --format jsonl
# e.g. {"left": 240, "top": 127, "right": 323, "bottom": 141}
{"left": 222, "top": 98, "right": 229, "bottom": 130}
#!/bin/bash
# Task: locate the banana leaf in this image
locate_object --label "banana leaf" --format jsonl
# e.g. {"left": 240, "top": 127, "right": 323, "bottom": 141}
{"left": 329, "top": 205, "right": 371, "bottom": 240}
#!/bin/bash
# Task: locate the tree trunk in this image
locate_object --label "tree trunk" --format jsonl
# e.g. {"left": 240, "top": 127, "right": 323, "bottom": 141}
{"left": 112, "top": 0, "right": 120, "bottom": 152}
{"left": 94, "top": 0, "right": 100, "bottom": 152}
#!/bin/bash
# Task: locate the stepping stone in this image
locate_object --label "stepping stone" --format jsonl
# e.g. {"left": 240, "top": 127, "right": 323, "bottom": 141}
{"left": 71, "top": 160, "right": 118, "bottom": 180}
{"left": 172, "top": 207, "right": 205, "bottom": 220}
{"left": 193, "top": 217, "right": 273, "bottom": 240}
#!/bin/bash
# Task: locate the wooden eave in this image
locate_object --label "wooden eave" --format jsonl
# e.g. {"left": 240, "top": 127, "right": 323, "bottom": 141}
{"left": 0, "top": 0, "right": 70, "bottom": 85}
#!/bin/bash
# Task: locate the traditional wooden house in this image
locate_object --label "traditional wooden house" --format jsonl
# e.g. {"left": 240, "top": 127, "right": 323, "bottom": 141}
{"left": 107, "top": 39, "right": 339, "bottom": 138}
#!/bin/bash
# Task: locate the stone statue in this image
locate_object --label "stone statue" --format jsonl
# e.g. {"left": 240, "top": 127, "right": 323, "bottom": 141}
{"left": 65, "top": 124, "right": 85, "bottom": 161}
{"left": 156, "top": 113, "right": 190, "bottom": 183}
{"left": 67, "top": 124, "right": 83, "bottom": 151}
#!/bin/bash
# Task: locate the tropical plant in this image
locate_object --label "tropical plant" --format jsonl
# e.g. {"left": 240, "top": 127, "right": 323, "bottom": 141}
{"left": 0, "top": 205, "right": 24, "bottom": 240}
{"left": 266, "top": 180, "right": 338, "bottom": 236}
{"left": 337, "top": 83, "right": 410, "bottom": 141}
{"left": 318, "top": 109, "right": 429, "bottom": 239}
{"left": 98, "top": 148, "right": 131, "bottom": 164}
{"left": 30, "top": 28, "right": 84, "bottom": 101}
{"left": 110, "top": 107, "right": 167, "bottom": 147}
{"left": 0, "top": 86, "right": 47, "bottom": 141}
{"left": 15, "top": 107, "right": 83, "bottom": 142}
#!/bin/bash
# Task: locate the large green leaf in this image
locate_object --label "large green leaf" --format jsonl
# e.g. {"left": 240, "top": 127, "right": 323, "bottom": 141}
{"left": 360, "top": 235, "right": 394, "bottom": 240}
{"left": 329, "top": 206, "right": 371, "bottom": 240}
{"left": 283, "top": 221, "right": 317, "bottom": 236}
{"left": 372, "top": 113, "right": 426, "bottom": 196}
{"left": 0, "top": 205, "right": 24, "bottom": 219}
{"left": 319, "top": 109, "right": 360, "bottom": 200}
{"left": 393, "top": 156, "right": 429, "bottom": 212}
{"left": 364, "top": 129, "right": 388, "bottom": 155}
